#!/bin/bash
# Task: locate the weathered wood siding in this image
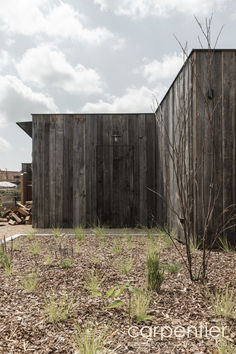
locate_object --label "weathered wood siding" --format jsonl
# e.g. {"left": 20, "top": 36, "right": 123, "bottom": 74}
{"left": 156, "top": 53, "right": 194, "bottom": 236}
{"left": 32, "top": 113, "right": 163, "bottom": 228}
{"left": 194, "top": 50, "right": 236, "bottom": 245}
{"left": 156, "top": 49, "right": 236, "bottom": 245}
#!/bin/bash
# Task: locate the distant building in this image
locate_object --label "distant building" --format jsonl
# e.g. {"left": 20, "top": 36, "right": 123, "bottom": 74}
{"left": 0, "top": 169, "right": 20, "bottom": 188}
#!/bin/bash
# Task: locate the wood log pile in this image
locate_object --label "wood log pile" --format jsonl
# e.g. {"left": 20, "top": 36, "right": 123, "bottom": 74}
{"left": 0, "top": 201, "right": 32, "bottom": 225}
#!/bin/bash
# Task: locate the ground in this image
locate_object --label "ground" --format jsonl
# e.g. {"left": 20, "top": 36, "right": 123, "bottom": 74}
{"left": 0, "top": 225, "right": 235, "bottom": 353}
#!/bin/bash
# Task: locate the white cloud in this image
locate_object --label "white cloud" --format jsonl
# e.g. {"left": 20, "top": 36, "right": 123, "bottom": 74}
{"left": 0, "top": 51, "right": 9, "bottom": 71}
{"left": 0, "top": 137, "right": 11, "bottom": 152}
{"left": 0, "top": 75, "right": 58, "bottom": 125}
{"left": 94, "top": 0, "right": 226, "bottom": 18}
{"left": 0, "top": 0, "right": 113, "bottom": 45}
{"left": 140, "top": 52, "right": 184, "bottom": 82}
{"left": 16, "top": 45, "right": 104, "bottom": 95}
{"left": 112, "top": 37, "right": 126, "bottom": 51}
{"left": 81, "top": 85, "right": 166, "bottom": 113}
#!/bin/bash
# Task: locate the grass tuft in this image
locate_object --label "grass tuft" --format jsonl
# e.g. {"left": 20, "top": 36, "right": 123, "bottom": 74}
{"left": 165, "top": 263, "right": 182, "bottom": 274}
{"left": 85, "top": 271, "right": 103, "bottom": 297}
{"left": 74, "top": 227, "right": 86, "bottom": 242}
{"left": 60, "top": 258, "right": 74, "bottom": 268}
{"left": 112, "top": 238, "right": 123, "bottom": 256}
{"left": 207, "top": 285, "right": 235, "bottom": 318}
{"left": 93, "top": 227, "right": 106, "bottom": 248}
{"left": 131, "top": 293, "right": 152, "bottom": 323}
{"left": 26, "top": 232, "right": 35, "bottom": 242}
{"left": 31, "top": 242, "right": 41, "bottom": 255}
{"left": 0, "top": 253, "right": 14, "bottom": 275}
{"left": 44, "top": 292, "right": 74, "bottom": 323}
{"left": 147, "top": 250, "right": 164, "bottom": 292}
{"left": 118, "top": 258, "right": 133, "bottom": 275}
{"left": 44, "top": 254, "right": 52, "bottom": 265}
{"left": 72, "top": 323, "right": 109, "bottom": 353}
{"left": 217, "top": 236, "right": 233, "bottom": 253}
{"left": 20, "top": 271, "right": 39, "bottom": 292}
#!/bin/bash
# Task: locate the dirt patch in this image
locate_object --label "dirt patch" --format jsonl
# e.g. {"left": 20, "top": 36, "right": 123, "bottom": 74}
{"left": 0, "top": 223, "right": 34, "bottom": 240}
{"left": 0, "top": 234, "right": 235, "bottom": 353}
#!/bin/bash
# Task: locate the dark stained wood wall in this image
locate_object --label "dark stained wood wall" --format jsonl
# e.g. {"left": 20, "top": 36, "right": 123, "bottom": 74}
{"left": 32, "top": 113, "right": 163, "bottom": 228}
{"left": 194, "top": 50, "right": 236, "bottom": 245}
{"left": 156, "top": 52, "right": 194, "bottom": 236}
{"left": 156, "top": 49, "right": 236, "bottom": 245}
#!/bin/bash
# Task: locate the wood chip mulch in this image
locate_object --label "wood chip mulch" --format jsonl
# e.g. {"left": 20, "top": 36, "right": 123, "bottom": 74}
{"left": 0, "top": 234, "right": 235, "bottom": 353}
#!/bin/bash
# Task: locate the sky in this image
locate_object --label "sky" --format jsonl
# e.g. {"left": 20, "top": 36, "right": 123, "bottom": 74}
{"left": 0, "top": 0, "right": 236, "bottom": 171}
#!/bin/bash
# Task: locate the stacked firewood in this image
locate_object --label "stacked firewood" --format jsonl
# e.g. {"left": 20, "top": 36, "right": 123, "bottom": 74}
{"left": 0, "top": 201, "right": 32, "bottom": 225}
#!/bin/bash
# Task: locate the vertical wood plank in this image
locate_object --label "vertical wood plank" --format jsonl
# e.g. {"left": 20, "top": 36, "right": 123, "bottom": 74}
{"left": 63, "top": 115, "right": 70, "bottom": 227}
{"left": 73, "top": 115, "right": 86, "bottom": 226}
{"left": 55, "top": 115, "right": 64, "bottom": 227}
{"left": 222, "top": 51, "right": 236, "bottom": 243}
{"left": 146, "top": 114, "right": 156, "bottom": 226}
{"left": 32, "top": 115, "right": 38, "bottom": 228}
{"left": 37, "top": 115, "right": 44, "bottom": 228}
{"left": 43, "top": 116, "right": 50, "bottom": 228}
{"left": 138, "top": 114, "right": 147, "bottom": 226}
{"left": 49, "top": 115, "right": 56, "bottom": 227}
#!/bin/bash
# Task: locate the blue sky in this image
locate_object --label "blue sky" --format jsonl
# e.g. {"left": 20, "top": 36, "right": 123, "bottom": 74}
{"left": 0, "top": 0, "right": 236, "bottom": 170}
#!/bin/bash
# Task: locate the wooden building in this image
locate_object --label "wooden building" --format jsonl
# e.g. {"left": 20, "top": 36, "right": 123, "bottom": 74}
{"left": 156, "top": 49, "right": 236, "bottom": 245}
{"left": 17, "top": 49, "right": 235, "bottom": 245}
{"left": 18, "top": 114, "right": 163, "bottom": 228}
